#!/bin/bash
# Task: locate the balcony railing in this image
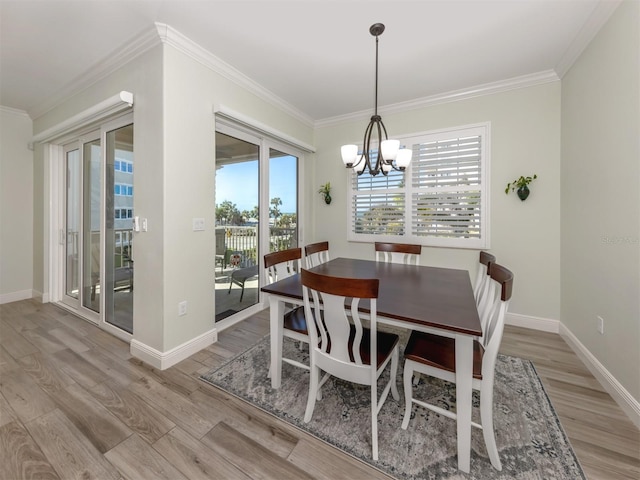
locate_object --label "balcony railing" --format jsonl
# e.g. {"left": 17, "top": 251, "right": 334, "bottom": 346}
{"left": 215, "top": 226, "right": 297, "bottom": 269}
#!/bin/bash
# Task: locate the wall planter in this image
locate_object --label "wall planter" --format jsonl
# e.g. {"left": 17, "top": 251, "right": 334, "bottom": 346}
{"left": 505, "top": 174, "right": 537, "bottom": 201}
{"left": 318, "top": 182, "right": 332, "bottom": 205}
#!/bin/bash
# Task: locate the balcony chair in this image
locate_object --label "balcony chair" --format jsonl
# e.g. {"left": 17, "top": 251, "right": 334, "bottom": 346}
{"left": 401, "top": 263, "right": 513, "bottom": 471}
{"left": 301, "top": 268, "right": 400, "bottom": 461}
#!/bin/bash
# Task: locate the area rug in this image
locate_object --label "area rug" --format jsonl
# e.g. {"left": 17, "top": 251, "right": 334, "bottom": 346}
{"left": 200, "top": 334, "right": 585, "bottom": 479}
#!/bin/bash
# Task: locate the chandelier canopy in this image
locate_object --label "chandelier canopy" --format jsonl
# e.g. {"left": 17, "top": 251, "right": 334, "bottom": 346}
{"left": 341, "top": 23, "right": 411, "bottom": 176}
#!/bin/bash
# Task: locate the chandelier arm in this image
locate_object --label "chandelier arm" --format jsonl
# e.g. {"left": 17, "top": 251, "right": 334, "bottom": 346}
{"left": 359, "top": 118, "right": 375, "bottom": 176}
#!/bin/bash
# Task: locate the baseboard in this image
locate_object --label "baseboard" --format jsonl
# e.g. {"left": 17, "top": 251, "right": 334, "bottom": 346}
{"left": 130, "top": 327, "right": 218, "bottom": 370}
{"left": 0, "top": 289, "right": 34, "bottom": 304}
{"left": 506, "top": 312, "right": 560, "bottom": 333}
{"left": 559, "top": 323, "right": 640, "bottom": 429}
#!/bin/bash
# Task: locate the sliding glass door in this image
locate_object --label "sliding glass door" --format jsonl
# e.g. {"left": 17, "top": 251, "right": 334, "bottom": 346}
{"left": 59, "top": 117, "right": 134, "bottom": 337}
{"left": 214, "top": 123, "right": 301, "bottom": 323}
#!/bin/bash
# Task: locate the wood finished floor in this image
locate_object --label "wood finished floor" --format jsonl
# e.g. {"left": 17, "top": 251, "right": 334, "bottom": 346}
{"left": 0, "top": 299, "right": 638, "bottom": 480}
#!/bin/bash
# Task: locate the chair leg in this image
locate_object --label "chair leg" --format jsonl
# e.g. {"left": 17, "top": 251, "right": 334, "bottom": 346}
{"left": 371, "top": 382, "right": 378, "bottom": 461}
{"left": 401, "top": 361, "right": 415, "bottom": 430}
{"left": 239, "top": 284, "right": 245, "bottom": 302}
{"left": 390, "top": 346, "right": 400, "bottom": 401}
{"left": 304, "top": 364, "right": 320, "bottom": 423}
{"left": 480, "top": 385, "right": 502, "bottom": 470}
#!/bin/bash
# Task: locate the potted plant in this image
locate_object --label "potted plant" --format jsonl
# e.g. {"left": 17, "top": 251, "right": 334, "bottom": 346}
{"left": 318, "top": 182, "right": 332, "bottom": 204}
{"left": 505, "top": 174, "right": 537, "bottom": 201}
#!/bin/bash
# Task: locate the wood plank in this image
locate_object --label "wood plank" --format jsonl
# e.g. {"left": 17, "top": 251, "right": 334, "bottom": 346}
{"left": 15, "top": 352, "right": 76, "bottom": 395}
{"left": 25, "top": 409, "right": 123, "bottom": 480}
{"left": 287, "top": 437, "right": 393, "bottom": 480}
{"left": 0, "top": 368, "right": 57, "bottom": 422}
{"left": 48, "top": 327, "right": 91, "bottom": 353}
{"left": 152, "top": 427, "right": 252, "bottom": 480}
{"left": 127, "top": 375, "right": 214, "bottom": 439}
{"left": 105, "top": 433, "right": 187, "bottom": 480}
{"left": 0, "top": 344, "right": 20, "bottom": 375}
{"left": 201, "top": 422, "right": 314, "bottom": 480}
{"left": 21, "top": 328, "right": 67, "bottom": 355}
{"left": 52, "top": 348, "right": 108, "bottom": 388}
{"left": 0, "top": 321, "right": 39, "bottom": 359}
{"left": 77, "top": 346, "right": 143, "bottom": 388}
{"left": 128, "top": 358, "right": 201, "bottom": 396}
{"left": 0, "top": 420, "right": 60, "bottom": 480}
{"left": 89, "top": 380, "right": 175, "bottom": 444}
{"left": 48, "top": 383, "right": 132, "bottom": 453}
{"left": 84, "top": 328, "right": 131, "bottom": 361}
{"left": 191, "top": 385, "right": 299, "bottom": 458}
{"left": 0, "top": 392, "right": 19, "bottom": 428}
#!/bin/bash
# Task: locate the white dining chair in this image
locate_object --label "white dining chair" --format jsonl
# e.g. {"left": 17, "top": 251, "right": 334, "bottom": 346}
{"left": 304, "top": 241, "right": 330, "bottom": 268}
{"left": 264, "top": 248, "right": 309, "bottom": 376}
{"left": 474, "top": 251, "right": 496, "bottom": 335}
{"left": 401, "top": 263, "right": 513, "bottom": 471}
{"left": 374, "top": 242, "right": 421, "bottom": 265}
{"left": 301, "top": 268, "right": 400, "bottom": 461}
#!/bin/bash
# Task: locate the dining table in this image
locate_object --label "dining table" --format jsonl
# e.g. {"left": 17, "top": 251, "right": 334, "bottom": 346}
{"left": 261, "top": 257, "right": 482, "bottom": 473}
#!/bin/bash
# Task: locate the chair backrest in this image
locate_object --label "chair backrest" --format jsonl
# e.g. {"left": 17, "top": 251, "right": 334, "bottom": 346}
{"left": 374, "top": 242, "right": 421, "bottom": 265}
{"left": 479, "top": 263, "right": 513, "bottom": 379}
{"left": 263, "top": 248, "right": 302, "bottom": 285}
{"left": 305, "top": 241, "right": 330, "bottom": 268}
{"left": 473, "top": 251, "right": 495, "bottom": 302}
{"left": 301, "top": 269, "right": 379, "bottom": 384}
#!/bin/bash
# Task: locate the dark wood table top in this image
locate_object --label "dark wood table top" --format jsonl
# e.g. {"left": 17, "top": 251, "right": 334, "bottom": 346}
{"left": 261, "top": 257, "right": 481, "bottom": 336}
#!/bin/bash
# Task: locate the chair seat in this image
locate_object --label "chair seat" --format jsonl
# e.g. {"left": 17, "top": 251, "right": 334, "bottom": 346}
{"left": 404, "top": 331, "right": 484, "bottom": 379}
{"left": 283, "top": 306, "right": 308, "bottom": 335}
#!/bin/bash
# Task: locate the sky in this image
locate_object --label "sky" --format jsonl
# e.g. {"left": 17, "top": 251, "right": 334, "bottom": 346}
{"left": 215, "top": 155, "right": 298, "bottom": 214}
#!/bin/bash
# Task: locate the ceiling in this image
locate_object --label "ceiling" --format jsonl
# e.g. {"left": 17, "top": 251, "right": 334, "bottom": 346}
{"left": 0, "top": 0, "right": 620, "bottom": 122}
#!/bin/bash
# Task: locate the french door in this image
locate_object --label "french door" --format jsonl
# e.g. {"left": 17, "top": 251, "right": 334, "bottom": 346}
{"left": 59, "top": 116, "right": 134, "bottom": 338}
{"left": 214, "top": 121, "right": 301, "bottom": 324}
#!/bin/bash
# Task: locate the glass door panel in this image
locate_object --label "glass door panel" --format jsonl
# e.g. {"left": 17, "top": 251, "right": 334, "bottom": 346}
{"left": 64, "top": 147, "right": 80, "bottom": 301}
{"left": 82, "top": 139, "right": 101, "bottom": 312}
{"left": 268, "top": 149, "right": 298, "bottom": 252}
{"left": 105, "top": 124, "right": 134, "bottom": 333}
{"left": 214, "top": 131, "right": 260, "bottom": 322}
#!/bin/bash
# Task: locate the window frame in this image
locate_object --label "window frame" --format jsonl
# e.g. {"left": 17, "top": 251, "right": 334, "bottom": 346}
{"left": 347, "top": 122, "right": 490, "bottom": 249}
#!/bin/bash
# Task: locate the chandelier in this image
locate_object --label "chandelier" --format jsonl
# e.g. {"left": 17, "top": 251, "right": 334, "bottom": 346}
{"left": 341, "top": 23, "right": 412, "bottom": 176}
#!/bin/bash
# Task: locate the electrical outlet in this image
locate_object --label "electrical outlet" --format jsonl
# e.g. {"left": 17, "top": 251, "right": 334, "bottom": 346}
{"left": 597, "top": 315, "right": 604, "bottom": 335}
{"left": 178, "top": 301, "right": 187, "bottom": 316}
{"left": 192, "top": 218, "right": 205, "bottom": 231}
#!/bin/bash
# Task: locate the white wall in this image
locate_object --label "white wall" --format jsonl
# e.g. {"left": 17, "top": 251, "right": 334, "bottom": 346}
{"left": 29, "top": 35, "right": 314, "bottom": 359}
{"left": 561, "top": 0, "right": 640, "bottom": 402}
{"left": 0, "top": 108, "right": 33, "bottom": 302}
{"left": 313, "top": 82, "right": 562, "bottom": 320}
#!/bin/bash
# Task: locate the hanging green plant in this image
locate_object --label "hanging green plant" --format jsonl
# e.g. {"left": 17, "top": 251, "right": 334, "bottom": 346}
{"left": 318, "top": 182, "right": 332, "bottom": 204}
{"left": 505, "top": 174, "right": 537, "bottom": 201}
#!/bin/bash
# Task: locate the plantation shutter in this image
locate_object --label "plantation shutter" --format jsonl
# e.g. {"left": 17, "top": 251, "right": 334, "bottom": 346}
{"left": 411, "top": 134, "right": 482, "bottom": 240}
{"left": 351, "top": 159, "right": 406, "bottom": 236}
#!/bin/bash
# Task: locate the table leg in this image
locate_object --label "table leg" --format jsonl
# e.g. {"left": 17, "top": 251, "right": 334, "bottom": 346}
{"left": 269, "top": 297, "right": 284, "bottom": 389}
{"left": 455, "top": 334, "right": 473, "bottom": 473}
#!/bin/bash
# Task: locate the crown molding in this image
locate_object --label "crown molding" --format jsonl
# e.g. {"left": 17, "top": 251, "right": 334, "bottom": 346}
{"left": 28, "top": 27, "right": 161, "bottom": 120}
{"left": 156, "top": 23, "right": 314, "bottom": 128}
{"left": 555, "top": 0, "right": 622, "bottom": 78}
{"left": 0, "top": 105, "right": 31, "bottom": 118}
{"left": 315, "top": 70, "right": 560, "bottom": 128}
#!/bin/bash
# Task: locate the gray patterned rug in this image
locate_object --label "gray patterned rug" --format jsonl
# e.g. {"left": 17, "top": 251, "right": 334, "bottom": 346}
{"left": 200, "top": 333, "right": 585, "bottom": 479}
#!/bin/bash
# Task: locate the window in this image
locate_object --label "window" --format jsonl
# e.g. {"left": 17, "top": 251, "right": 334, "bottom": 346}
{"left": 114, "top": 183, "right": 133, "bottom": 196}
{"left": 348, "top": 123, "right": 489, "bottom": 249}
